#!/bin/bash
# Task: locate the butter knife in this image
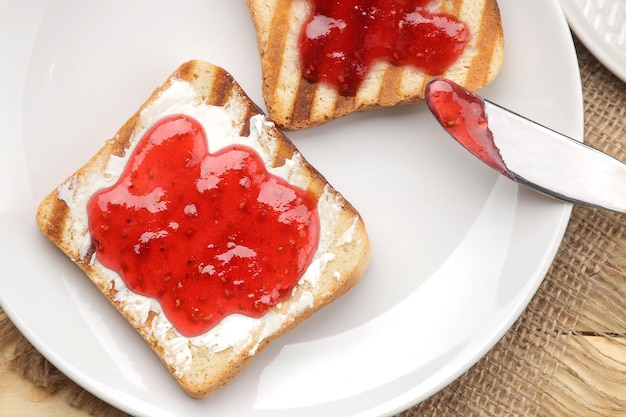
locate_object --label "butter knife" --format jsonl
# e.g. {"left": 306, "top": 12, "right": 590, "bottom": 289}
{"left": 424, "top": 77, "right": 626, "bottom": 213}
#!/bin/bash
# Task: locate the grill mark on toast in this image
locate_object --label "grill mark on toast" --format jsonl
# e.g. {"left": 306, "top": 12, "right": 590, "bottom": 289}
{"left": 241, "top": 97, "right": 265, "bottom": 138}
{"left": 333, "top": 93, "right": 356, "bottom": 120}
{"left": 175, "top": 61, "right": 196, "bottom": 82}
{"left": 110, "top": 115, "right": 140, "bottom": 157}
{"left": 379, "top": 65, "right": 405, "bottom": 106}
{"left": 465, "top": 0, "right": 502, "bottom": 89}
{"left": 291, "top": 80, "right": 316, "bottom": 128}
{"left": 208, "top": 67, "right": 235, "bottom": 107}
{"left": 443, "top": 0, "right": 464, "bottom": 15}
{"left": 267, "top": 0, "right": 293, "bottom": 110}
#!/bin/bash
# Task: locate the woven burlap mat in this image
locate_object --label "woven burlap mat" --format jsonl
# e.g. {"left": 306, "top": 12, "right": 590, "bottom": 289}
{"left": 1, "top": 38, "right": 625, "bottom": 417}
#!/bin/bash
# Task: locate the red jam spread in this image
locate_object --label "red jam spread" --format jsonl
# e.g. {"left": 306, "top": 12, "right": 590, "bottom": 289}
{"left": 87, "top": 114, "right": 320, "bottom": 337}
{"left": 299, "top": 0, "right": 470, "bottom": 96}
{"left": 425, "top": 78, "right": 513, "bottom": 179}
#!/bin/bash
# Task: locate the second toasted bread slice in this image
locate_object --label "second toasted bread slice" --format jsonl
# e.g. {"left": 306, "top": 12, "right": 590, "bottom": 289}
{"left": 246, "top": 0, "right": 505, "bottom": 130}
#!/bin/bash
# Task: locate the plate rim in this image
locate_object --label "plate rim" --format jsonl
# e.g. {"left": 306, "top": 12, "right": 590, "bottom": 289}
{"left": 0, "top": 1, "right": 583, "bottom": 416}
{"left": 560, "top": 0, "right": 626, "bottom": 83}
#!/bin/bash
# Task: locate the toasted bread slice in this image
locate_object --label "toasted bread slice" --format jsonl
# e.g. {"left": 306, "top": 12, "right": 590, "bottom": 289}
{"left": 246, "top": 0, "right": 505, "bottom": 130}
{"left": 36, "top": 60, "right": 371, "bottom": 398}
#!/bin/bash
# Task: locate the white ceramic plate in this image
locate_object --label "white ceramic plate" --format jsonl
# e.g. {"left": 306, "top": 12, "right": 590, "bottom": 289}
{"left": 0, "top": 1, "right": 582, "bottom": 416}
{"left": 560, "top": 0, "right": 626, "bottom": 83}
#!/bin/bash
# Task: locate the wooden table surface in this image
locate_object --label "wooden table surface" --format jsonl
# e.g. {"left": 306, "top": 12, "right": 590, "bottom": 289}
{"left": 0, "top": 360, "right": 88, "bottom": 417}
{"left": 2, "top": 334, "right": 625, "bottom": 416}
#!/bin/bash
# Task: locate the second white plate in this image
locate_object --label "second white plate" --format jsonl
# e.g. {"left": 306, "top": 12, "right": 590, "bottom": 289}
{"left": 561, "top": 0, "right": 626, "bottom": 82}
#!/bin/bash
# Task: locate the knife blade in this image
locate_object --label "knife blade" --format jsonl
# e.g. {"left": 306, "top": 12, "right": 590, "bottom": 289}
{"left": 424, "top": 77, "right": 626, "bottom": 213}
